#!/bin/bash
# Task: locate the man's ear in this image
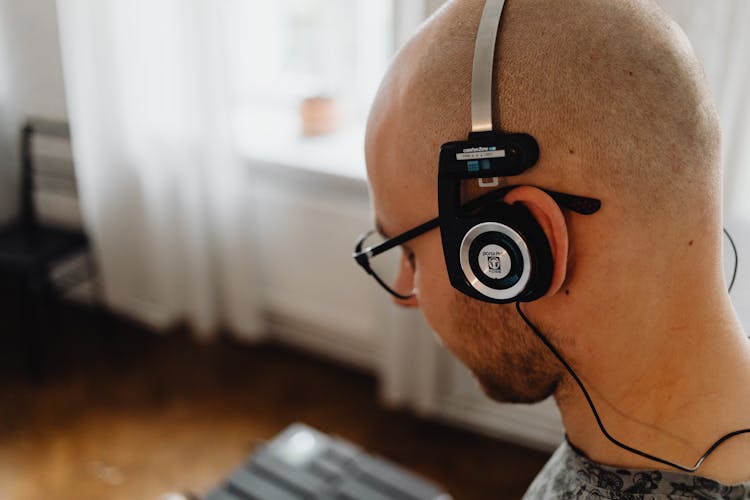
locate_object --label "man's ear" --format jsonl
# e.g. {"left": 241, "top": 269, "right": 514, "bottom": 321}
{"left": 504, "top": 186, "right": 569, "bottom": 297}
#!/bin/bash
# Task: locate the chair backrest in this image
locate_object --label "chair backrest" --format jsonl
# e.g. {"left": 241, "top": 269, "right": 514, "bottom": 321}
{"left": 19, "top": 118, "right": 83, "bottom": 232}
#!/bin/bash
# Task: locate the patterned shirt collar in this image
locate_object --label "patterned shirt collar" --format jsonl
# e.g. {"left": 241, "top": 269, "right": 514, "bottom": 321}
{"left": 524, "top": 437, "right": 750, "bottom": 499}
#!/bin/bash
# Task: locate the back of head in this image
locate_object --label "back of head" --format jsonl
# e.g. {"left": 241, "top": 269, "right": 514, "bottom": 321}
{"left": 365, "top": 0, "right": 729, "bottom": 396}
{"left": 373, "top": 0, "right": 722, "bottom": 237}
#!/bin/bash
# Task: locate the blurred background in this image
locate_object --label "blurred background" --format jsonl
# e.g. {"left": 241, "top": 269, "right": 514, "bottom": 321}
{"left": 0, "top": 1, "right": 748, "bottom": 499}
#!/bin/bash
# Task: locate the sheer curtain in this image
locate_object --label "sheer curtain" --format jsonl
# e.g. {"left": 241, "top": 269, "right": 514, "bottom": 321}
{"left": 55, "top": 0, "right": 265, "bottom": 339}
{"left": 658, "top": 0, "right": 750, "bottom": 321}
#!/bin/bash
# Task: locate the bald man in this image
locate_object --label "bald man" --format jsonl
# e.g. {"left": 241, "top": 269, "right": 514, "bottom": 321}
{"left": 357, "top": 0, "right": 750, "bottom": 497}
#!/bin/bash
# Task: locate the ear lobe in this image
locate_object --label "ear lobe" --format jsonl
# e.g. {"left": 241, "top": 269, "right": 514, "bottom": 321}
{"left": 504, "top": 186, "right": 569, "bottom": 297}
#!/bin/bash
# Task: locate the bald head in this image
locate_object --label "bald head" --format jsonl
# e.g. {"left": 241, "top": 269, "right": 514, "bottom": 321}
{"left": 367, "top": 0, "right": 721, "bottom": 231}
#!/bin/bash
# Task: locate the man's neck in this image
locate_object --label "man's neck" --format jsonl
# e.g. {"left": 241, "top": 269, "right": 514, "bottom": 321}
{"left": 552, "top": 292, "right": 750, "bottom": 484}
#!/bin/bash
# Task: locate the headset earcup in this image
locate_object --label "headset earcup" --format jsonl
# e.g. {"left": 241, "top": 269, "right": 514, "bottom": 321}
{"left": 459, "top": 203, "right": 553, "bottom": 302}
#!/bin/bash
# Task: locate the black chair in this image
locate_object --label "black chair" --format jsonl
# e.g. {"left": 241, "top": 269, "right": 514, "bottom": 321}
{"left": 0, "top": 118, "right": 97, "bottom": 381}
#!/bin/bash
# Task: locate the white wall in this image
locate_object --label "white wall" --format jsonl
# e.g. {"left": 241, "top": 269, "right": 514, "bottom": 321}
{"left": 0, "top": 0, "right": 68, "bottom": 223}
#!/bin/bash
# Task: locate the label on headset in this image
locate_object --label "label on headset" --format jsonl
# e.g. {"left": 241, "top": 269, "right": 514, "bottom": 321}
{"left": 478, "top": 244, "right": 511, "bottom": 279}
{"left": 456, "top": 147, "right": 507, "bottom": 161}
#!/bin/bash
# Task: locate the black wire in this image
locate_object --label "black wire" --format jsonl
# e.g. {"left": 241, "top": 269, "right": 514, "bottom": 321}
{"left": 515, "top": 301, "right": 750, "bottom": 473}
{"left": 724, "top": 227, "right": 738, "bottom": 293}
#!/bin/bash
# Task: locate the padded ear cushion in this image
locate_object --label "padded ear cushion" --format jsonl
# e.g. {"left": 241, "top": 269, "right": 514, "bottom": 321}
{"left": 467, "top": 202, "right": 553, "bottom": 302}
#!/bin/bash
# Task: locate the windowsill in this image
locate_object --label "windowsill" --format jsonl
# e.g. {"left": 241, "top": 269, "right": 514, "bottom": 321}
{"left": 233, "top": 109, "right": 368, "bottom": 183}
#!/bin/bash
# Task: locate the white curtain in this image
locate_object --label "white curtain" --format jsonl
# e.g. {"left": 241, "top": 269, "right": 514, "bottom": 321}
{"left": 55, "top": 0, "right": 265, "bottom": 339}
{"left": 658, "top": 0, "right": 750, "bottom": 321}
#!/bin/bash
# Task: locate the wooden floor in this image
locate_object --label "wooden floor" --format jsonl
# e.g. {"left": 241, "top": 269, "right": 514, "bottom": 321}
{"left": 0, "top": 301, "right": 550, "bottom": 500}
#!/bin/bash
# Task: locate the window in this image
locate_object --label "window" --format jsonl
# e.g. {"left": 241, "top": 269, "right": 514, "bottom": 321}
{"left": 224, "top": 0, "right": 413, "bottom": 176}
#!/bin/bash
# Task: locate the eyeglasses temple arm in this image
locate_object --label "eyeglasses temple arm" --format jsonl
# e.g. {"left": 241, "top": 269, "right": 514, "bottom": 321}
{"left": 354, "top": 218, "right": 441, "bottom": 259}
{"left": 463, "top": 187, "right": 601, "bottom": 215}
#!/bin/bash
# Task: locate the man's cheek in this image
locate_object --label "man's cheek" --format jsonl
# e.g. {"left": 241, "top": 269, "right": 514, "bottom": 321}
{"left": 418, "top": 282, "right": 460, "bottom": 340}
{"left": 413, "top": 277, "right": 447, "bottom": 333}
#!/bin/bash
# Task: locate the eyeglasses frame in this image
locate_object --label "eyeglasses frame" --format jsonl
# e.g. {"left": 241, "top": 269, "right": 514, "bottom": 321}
{"left": 353, "top": 185, "right": 601, "bottom": 300}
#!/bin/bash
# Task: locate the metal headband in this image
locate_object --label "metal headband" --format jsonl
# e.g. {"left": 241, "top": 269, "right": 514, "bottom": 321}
{"left": 471, "top": 0, "right": 506, "bottom": 133}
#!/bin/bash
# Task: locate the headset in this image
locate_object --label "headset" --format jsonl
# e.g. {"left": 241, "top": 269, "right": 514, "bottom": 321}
{"left": 440, "top": 0, "right": 747, "bottom": 473}
{"left": 437, "top": 0, "right": 578, "bottom": 304}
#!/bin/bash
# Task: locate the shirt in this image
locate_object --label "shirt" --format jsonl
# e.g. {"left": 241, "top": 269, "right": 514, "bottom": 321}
{"left": 523, "top": 439, "right": 750, "bottom": 499}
